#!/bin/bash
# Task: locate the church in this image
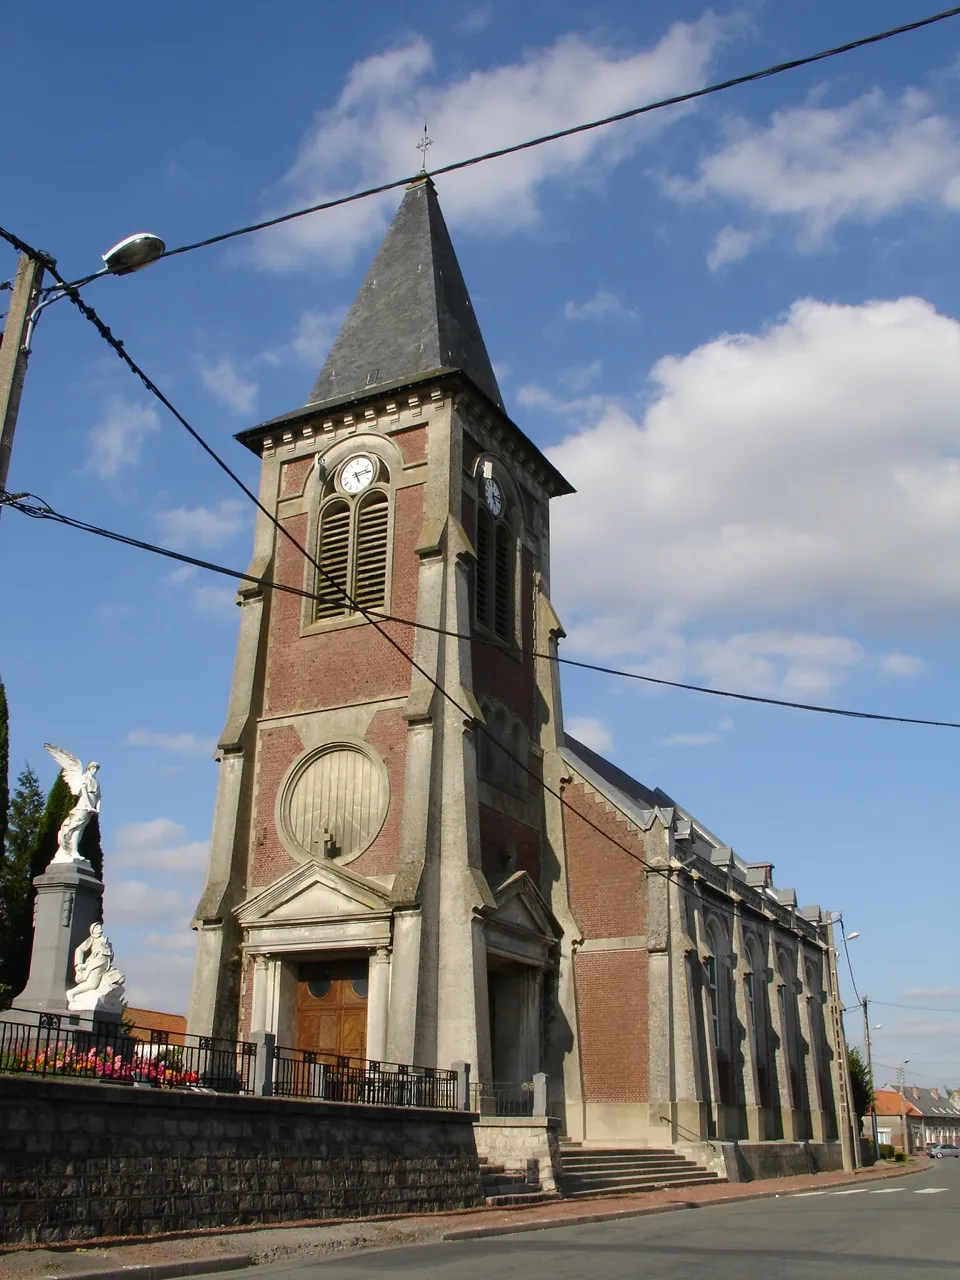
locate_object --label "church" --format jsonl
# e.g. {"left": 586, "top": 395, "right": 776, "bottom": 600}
{"left": 189, "top": 176, "right": 843, "bottom": 1157}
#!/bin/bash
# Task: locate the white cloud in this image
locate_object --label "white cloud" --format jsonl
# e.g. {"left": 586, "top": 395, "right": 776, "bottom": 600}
{"left": 155, "top": 499, "right": 247, "bottom": 550}
{"left": 259, "top": 308, "right": 346, "bottom": 368}
{"left": 661, "top": 715, "right": 734, "bottom": 747}
{"left": 516, "top": 383, "right": 613, "bottom": 416}
{"left": 902, "top": 987, "right": 960, "bottom": 1000}
{"left": 193, "top": 584, "right": 240, "bottom": 616}
{"left": 103, "top": 819, "right": 207, "bottom": 1013}
{"left": 566, "top": 715, "right": 614, "bottom": 754}
{"left": 88, "top": 397, "right": 160, "bottom": 478}
{"left": 668, "top": 88, "right": 960, "bottom": 257}
{"left": 254, "top": 16, "right": 729, "bottom": 266}
{"left": 457, "top": 3, "right": 493, "bottom": 35}
{"left": 706, "top": 225, "right": 764, "bottom": 271}
{"left": 111, "top": 818, "right": 209, "bottom": 872}
{"left": 547, "top": 296, "right": 960, "bottom": 693}
{"left": 881, "top": 652, "right": 925, "bottom": 678}
{"left": 662, "top": 730, "right": 720, "bottom": 747}
{"left": 564, "top": 290, "right": 638, "bottom": 322}
{"left": 127, "top": 730, "right": 217, "bottom": 756}
{"left": 200, "top": 355, "right": 258, "bottom": 413}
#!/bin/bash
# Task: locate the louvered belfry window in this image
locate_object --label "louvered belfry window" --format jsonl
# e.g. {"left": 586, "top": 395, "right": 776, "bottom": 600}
{"left": 314, "top": 464, "right": 391, "bottom": 621}
{"left": 475, "top": 505, "right": 514, "bottom": 642}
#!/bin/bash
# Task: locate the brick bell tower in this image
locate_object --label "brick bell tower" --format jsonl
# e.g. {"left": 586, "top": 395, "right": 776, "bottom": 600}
{"left": 188, "top": 177, "right": 574, "bottom": 1089}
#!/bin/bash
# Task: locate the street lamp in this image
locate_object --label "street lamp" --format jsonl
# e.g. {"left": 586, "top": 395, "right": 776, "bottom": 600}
{"left": 844, "top": 928, "right": 880, "bottom": 1159}
{"left": 0, "top": 232, "right": 164, "bottom": 498}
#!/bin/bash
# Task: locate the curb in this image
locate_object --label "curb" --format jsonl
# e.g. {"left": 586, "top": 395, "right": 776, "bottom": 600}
{"left": 34, "top": 1258, "right": 252, "bottom": 1280}
{"left": 442, "top": 1162, "right": 926, "bottom": 1241}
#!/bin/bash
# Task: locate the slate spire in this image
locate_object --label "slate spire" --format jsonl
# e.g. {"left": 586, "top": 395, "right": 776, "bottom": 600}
{"left": 308, "top": 178, "right": 504, "bottom": 411}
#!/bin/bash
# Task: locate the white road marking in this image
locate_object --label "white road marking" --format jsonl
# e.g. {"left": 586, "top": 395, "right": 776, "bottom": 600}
{"left": 870, "top": 1188, "right": 905, "bottom": 1193}
{"left": 791, "top": 1191, "right": 826, "bottom": 1197}
{"left": 833, "top": 1189, "right": 869, "bottom": 1195}
{"left": 914, "top": 1187, "right": 948, "bottom": 1194}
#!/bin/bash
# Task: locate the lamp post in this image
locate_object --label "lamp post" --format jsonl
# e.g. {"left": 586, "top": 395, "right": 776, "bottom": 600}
{"left": 898, "top": 1061, "right": 911, "bottom": 1155}
{"left": 843, "top": 930, "right": 881, "bottom": 1162}
{"left": 825, "top": 913, "right": 860, "bottom": 1172}
{"left": 0, "top": 232, "right": 164, "bottom": 499}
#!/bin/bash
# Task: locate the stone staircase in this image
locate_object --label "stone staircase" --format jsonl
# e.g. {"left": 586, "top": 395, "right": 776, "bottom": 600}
{"left": 479, "top": 1155, "right": 558, "bottom": 1206}
{"left": 558, "top": 1144, "right": 725, "bottom": 1198}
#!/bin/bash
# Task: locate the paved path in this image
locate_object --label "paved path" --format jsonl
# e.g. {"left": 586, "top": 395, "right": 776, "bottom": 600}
{"left": 228, "top": 1160, "right": 960, "bottom": 1280}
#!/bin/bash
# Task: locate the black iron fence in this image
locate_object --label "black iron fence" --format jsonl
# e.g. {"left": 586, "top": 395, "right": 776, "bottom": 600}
{"left": 471, "top": 1079, "right": 536, "bottom": 1116}
{"left": 271, "top": 1045, "right": 459, "bottom": 1109}
{"left": 0, "top": 1015, "right": 257, "bottom": 1094}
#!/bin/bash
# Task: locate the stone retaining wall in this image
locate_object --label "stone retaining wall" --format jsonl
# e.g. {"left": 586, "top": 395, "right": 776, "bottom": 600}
{"left": 0, "top": 1075, "right": 483, "bottom": 1244}
{"left": 679, "top": 1139, "right": 844, "bottom": 1182}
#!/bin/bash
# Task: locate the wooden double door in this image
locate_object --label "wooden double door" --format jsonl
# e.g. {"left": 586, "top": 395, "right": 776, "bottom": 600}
{"left": 296, "top": 959, "right": 369, "bottom": 1059}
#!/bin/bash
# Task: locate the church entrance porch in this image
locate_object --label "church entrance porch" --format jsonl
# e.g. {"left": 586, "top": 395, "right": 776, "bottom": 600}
{"left": 485, "top": 958, "right": 543, "bottom": 1115}
{"left": 295, "top": 959, "right": 368, "bottom": 1058}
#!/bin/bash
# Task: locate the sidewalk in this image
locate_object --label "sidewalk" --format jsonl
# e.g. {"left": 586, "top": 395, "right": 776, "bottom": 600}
{"left": 0, "top": 1158, "right": 924, "bottom": 1280}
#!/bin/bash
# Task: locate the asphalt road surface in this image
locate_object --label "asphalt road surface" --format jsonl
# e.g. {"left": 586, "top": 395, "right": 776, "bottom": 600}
{"left": 231, "top": 1159, "right": 960, "bottom": 1280}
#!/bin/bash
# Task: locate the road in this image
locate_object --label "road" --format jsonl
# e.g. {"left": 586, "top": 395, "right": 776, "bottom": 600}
{"left": 231, "top": 1159, "right": 960, "bottom": 1280}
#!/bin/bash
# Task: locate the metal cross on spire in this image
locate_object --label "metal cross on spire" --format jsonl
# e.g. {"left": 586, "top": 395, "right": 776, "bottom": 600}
{"left": 416, "top": 123, "right": 433, "bottom": 173}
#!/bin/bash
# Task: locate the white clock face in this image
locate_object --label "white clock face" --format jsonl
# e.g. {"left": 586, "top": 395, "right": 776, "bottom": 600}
{"left": 484, "top": 477, "right": 503, "bottom": 516}
{"left": 341, "top": 455, "right": 376, "bottom": 494}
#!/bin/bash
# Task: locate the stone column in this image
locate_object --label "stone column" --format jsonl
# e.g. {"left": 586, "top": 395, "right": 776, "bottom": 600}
{"left": 798, "top": 960, "right": 826, "bottom": 1143}
{"left": 367, "top": 947, "right": 392, "bottom": 1061}
{"left": 250, "top": 954, "right": 270, "bottom": 1034}
{"left": 732, "top": 906, "right": 762, "bottom": 1141}
{"left": 768, "top": 933, "right": 798, "bottom": 1141}
{"left": 9, "top": 860, "right": 105, "bottom": 1021}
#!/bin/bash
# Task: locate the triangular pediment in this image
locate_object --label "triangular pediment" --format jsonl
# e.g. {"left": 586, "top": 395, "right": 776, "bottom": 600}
{"left": 235, "top": 861, "right": 392, "bottom": 927}
{"left": 489, "top": 871, "right": 561, "bottom": 941}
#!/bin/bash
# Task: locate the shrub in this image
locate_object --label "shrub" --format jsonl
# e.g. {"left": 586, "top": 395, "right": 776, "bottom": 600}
{"left": 878, "top": 1144, "right": 895, "bottom": 1159}
{"left": 894, "top": 1150, "right": 908, "bottom": 1163}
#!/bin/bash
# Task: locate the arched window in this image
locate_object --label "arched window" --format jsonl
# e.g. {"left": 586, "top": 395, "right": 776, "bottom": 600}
{"left": 314, "top": 458, "right": 391, "bottom": 621}
{"left": 705, "top": 955, "right": 720, "bottom": 1049}
{"left": 476, "top": 494, "right": 515, "bottom": 641}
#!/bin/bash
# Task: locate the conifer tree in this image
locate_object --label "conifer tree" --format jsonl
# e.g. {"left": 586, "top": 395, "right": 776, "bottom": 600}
{"left": 0, "top": 764, "right": 44, "bottom": 1002}
{"left": 0, "top": 676, "right": 8, "bottom": 859}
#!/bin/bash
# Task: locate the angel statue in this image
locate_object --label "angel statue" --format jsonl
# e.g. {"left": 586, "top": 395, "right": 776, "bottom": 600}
{"left": 43, "top": 744, "right": 101, "bottom": 865}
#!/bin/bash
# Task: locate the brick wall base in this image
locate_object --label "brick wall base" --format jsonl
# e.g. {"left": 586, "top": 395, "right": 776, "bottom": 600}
{"left": 0, "top": 1076, "right": 483, "bottom": 1244}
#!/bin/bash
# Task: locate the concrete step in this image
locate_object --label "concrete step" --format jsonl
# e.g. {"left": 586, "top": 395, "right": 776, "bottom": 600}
{"left": 560, "top": 1154, "right": 694, "bottom": 1167}
{"left": 563, "top": 1162, "right": 701, "bottom": 1177}
{"left": 564, "top": 1175, "right": 724, "bottom": 1199}
{"left": 483, "top": 1176, "right": 537, "bottom": 1193}
{"left": 563, "top": 1171, "right": 721, "bottom": 1193}
{"left": 485, "top": 1191, "right": 559, "bottom": 1207}
{"left": 555, "top": 1152, "right": 675, "bottom": 1162}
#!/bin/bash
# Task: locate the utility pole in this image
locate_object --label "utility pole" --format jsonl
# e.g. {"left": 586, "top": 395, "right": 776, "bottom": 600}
{"left": 0, "top": 253, "right": 46, "bottom": 498}
{"left": 898, "top": 1063, "right": 910, "bottom": 1155}
{"left": 826, "top": 915, "right": 860, "bottom": 1171}
{"left": 862, "top": 995, "right": 880, "bottom": 1158}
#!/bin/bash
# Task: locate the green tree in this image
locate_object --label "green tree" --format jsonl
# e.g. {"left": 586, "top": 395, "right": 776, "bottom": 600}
{"left": 0, "top": 764, "right": 45, "bottom": 1002}
{"left": 848, "top": 1044, "right": 874, "bottom": 1122}
{"left": 0, "top": 676, "right": 8, "bottom": 859}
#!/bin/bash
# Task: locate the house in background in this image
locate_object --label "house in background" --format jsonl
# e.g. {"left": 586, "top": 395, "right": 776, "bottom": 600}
{"left": 870, "top": 1085, "right": 960, "bottom": 1151}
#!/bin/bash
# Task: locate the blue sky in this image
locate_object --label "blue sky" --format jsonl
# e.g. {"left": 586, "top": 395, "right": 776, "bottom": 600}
{"left": 2, "top": 0, "right": 959, "bottom": 1085}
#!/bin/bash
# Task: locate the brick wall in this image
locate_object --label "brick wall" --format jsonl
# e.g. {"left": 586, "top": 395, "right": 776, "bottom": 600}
{"left": 0, "top": 1076, "right": 483, "bottom": 1244}
{"left": 562, "top": 778, "right": 647, "bottom": 939}
{"left": 575, "top": 950, "right": 649, "bottom": 1103}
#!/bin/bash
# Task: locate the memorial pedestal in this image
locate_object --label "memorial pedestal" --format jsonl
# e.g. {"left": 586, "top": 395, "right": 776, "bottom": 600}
{"left": 1, "top": 861, "right": 120, "bottom": 1029}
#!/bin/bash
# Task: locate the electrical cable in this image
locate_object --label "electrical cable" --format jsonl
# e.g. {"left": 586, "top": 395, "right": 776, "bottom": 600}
{"left": 3, "top": 488, "right": 958, "bottom": 732}
{"left": 0, "top": 490, "right": 796, "bottom": 945}
{"left": 840, "top": 917, "right": 863, "bottom": 1006}
{"left": 151, "top": 5, "right": 960, "bottom": 262}
{"left": 0, "top": 225, "right": 840, "bottom": 948}
{"left": 872, "top": 1000, "right": 960, "bottom": 1015}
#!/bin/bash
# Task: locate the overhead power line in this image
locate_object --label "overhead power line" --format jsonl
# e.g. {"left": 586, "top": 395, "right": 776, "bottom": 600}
{"left": 4, "top": 488, "right": 959, "bottom": 732}
{"left": 0, "top": 226, "right": 850, "bottom": 945}
{"left": 151, "top": 5, "right": 960, "bottom": 262}
{"left": 872, "top": 1000, "right": 960, "bottom": 1016}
